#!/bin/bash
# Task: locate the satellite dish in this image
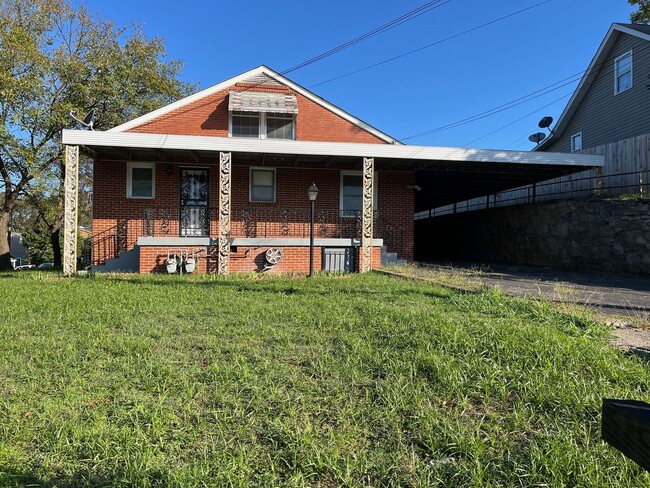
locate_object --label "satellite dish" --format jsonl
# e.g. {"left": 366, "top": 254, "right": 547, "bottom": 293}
{"left": 69, "top": 108, "right": 95, "bottom": 130}
{"left": 538, "top": 116, "right": 553, "bottom": 130}
{"left": 528, "top": 132, "right": 546, "bottom": 145}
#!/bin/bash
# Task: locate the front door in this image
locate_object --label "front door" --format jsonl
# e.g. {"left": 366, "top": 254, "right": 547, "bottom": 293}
{"left": 180, "top": 169, "right": 209, "bottom": 237}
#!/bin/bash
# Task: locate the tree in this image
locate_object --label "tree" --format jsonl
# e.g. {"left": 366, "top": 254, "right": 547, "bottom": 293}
{"left": 0, "top": 0, "right": 194, "bottom": 269}
{"left": 630, "top": 0, "right": 650, "bottom": 23}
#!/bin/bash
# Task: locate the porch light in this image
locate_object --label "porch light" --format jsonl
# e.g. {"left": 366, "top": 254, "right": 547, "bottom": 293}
{"left": 307, "top": 182, "right": 319, "bottom": 201}
{"left": 308, "top": 183, "right": 319, "bottom": 277}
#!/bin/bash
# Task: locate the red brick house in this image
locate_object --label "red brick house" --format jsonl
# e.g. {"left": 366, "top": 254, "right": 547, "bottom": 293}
{"left": 61, "top": 66, "right": 603, "bottom": 275}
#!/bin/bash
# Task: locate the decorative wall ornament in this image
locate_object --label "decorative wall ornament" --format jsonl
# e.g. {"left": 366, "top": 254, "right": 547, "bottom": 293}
{"left": 63, "top": 145, "right": 79, "bottom": 276}
{"left": 242, "top": 209, "right": 255, "bottom": 238}
{"left": 361, "top": 157, "right": 374, "bottom": 273}
{"left": 159, "top": 209, "right": 171, "bottom": 235}
{"left": 218, "top": 152, "right": 232, "bottom": 274}
{"left": 280, "top": 209, "right": 290, "bottom": 236}
{"left": 318, "top": 209, "right": 328, "bottom": 237}
{"left": 143, "top": 208, "right": 155, "bottom": 236}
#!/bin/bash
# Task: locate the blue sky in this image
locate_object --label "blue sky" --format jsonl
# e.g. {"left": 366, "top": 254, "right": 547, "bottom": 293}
{"left": 87, "top": 0, "right": 634, "bottom": 150}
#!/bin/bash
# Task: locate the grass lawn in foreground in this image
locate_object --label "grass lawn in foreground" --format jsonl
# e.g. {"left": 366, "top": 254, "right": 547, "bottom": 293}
{"left": 0, "top": 271, "right": 649, "bottom": 487}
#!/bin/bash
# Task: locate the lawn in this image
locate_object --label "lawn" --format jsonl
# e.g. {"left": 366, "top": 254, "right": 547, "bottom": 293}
{"left": 0, "top": 271, "right": 649, "bottom": 487}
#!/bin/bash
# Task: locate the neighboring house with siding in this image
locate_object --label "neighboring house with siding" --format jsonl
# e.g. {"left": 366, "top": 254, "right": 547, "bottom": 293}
{"left": 61, "top": 65, "right": 600, "bottom": 274}
{"left": 537, "top": 23, "right": 650, "bottom": 153}
{"left": 420, "top": 23, "right": 650, "bottom": 218}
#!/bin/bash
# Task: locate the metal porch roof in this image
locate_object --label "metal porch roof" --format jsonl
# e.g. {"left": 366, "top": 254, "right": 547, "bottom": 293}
{"left": 62, "top": 129, "right": 603, "bottom": 212}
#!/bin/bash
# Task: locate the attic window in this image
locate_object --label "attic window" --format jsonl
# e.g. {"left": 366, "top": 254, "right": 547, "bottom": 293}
{"left": 614, "top": 51, "right": 633, "bottom": 94}
{"left": 229, "top": 92, "right": 297, "bottom": 140}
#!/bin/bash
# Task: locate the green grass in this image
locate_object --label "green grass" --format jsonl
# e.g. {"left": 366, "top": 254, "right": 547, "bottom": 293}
{"left": 0, "top": 271, "right": 649, "bottom": 487}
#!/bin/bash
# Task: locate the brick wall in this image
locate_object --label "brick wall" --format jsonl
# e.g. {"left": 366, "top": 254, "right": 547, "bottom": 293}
{"left": 128, "top": 82, "right": 387, "bottom": 144}
{"left": 93, "top": 79, "right": 413, "bottom": 271}
{"left": 93, "top": 159, "right": 414, "bottom": 267}
{"left": 139, "top": 245, "right": 382, "bottom": 274}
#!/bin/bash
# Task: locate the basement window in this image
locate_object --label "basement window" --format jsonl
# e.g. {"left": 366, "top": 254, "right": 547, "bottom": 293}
{"left": 127, "top": 162, "right": 155, "bottom": 199}
{"left": 614, "top": 51, "right": 633, "bottom": 95}
{"left": 571, "top": 132, "right": 583, "bottom": 152}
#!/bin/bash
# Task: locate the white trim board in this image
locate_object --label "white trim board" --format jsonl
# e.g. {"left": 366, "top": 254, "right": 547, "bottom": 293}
{"left": 62, "top": 129, "right": 604, "bottom": 168}
{"left": 108, "top": 65, "right": 400, "bottom": 145}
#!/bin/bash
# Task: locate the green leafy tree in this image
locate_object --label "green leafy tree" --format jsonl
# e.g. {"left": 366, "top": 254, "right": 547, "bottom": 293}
{"left": 0, "top": 0, "right": 194, "bottom": 269}
{"left": 629, "top": 0, "right": 650, "bottom": 23}
{"left": 22, "top": 221, "right": 55, "bottom": 265}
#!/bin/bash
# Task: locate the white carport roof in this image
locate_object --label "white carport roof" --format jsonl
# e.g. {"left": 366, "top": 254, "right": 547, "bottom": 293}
{"left": 62, "top": 129, "right": 603, "bottom": 212}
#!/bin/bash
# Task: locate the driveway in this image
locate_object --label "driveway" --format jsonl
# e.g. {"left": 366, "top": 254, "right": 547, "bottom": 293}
{"left": 420, "top": 262, "right": 650, "bottom": 355}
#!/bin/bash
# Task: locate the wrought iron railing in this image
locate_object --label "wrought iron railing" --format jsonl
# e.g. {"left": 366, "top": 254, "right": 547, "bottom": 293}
{"left": 138, "top": 206, "right": 407, "bottom": 255}
{"left": 420, "top": 170, "right": 650, "bottom": 219}
{"left": 89, "top": 221, "right": 128, "bottom": 266}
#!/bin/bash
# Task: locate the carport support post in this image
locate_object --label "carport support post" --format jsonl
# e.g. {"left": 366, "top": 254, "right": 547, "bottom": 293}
{"left": 360, "top": 157, "right": 374, "bottom": 273}
{"left": 218, "top": 152, "right": 232, "bottom": 275}
{"left": 63, "top": 145, "right": 79, "bottom": 276}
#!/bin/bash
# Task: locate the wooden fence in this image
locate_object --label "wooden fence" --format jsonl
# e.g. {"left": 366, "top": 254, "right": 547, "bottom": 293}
{"left": 416, "top": 133, "right": 650, "bottom": 219}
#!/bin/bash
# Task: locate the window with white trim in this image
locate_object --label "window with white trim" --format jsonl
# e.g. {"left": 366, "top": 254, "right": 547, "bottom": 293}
{"left": 231, "top": 111, "right": 295, "bottom": 140}
{"left": 340, "top": 171, "right": 378, "bottom": 216}
{"left": 614, "top": 51, "right": 633, "bottom": 95}
{"left": 250, "top": 167, "right": 276, "bottom": 202}
{"left": 127, "top": 162, "right": 155, "bottom": 199}
{"left": 571, "top": 132, "right": 583, "bottom": 152}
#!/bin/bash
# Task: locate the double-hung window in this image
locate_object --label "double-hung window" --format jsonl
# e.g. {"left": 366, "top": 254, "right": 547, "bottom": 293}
{"left": 229, "top": 91, "right": 297, "bottom": 140}
{"left": 127, "top": 162, "right": 155, "bottom": 199}
{"left": 231, "top": 111, "right": 260, "bottom": 138}
{"left": 340, "top": 171, "right": 378, "bottom": 216}
{"left": 614, "top": 51, "right": 633, "bottom": 95}
{"left": 250, "top": 167, "right": 276, "bottom": 202}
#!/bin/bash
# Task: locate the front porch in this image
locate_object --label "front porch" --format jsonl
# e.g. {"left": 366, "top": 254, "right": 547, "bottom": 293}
{"left": 91, "top": 206, "right": 401, "bottom": 274}
{"left": 62, "top": 129, "right": 603, "bottom": 275}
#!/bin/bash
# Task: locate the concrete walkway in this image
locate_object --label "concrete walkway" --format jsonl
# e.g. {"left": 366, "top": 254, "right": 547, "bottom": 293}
{"left": 421, "top": 262, "right": 650, "bottom": 355}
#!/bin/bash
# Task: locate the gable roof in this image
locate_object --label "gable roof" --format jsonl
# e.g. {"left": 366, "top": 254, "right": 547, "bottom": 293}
{"left": 108, "top": 65, "right": 400, "bottom": 144}
{"left": 536, "top": 23, "right": 650, "bottom": 151}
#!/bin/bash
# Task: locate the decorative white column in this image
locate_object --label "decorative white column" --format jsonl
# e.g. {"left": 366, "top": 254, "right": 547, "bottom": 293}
{"left": 63, "top": 145, "right": 79, "bottom": 276}
{"left": 360, "top": 157, "right": 374, "bottom": 273}
{"left": 218, "top": 152, "right": 232, "bottom": 275}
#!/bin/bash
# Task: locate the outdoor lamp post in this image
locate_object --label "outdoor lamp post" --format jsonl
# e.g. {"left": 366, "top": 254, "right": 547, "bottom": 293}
{"left": 307, "top": 183, "right": 319, "bottom": 277}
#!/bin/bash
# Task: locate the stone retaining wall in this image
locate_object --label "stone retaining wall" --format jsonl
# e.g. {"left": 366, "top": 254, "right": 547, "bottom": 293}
{"left": 415, "top": 198, "right": 650, "bottom": 275}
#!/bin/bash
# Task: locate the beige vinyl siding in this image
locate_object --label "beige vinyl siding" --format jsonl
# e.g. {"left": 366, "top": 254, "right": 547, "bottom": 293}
{"left": 546, "top": 34, "right": 650, "bottom": 153}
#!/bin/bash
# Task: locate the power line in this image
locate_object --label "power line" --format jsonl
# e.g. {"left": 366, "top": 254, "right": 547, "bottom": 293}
{"left": 400, "top": 30, "right": 650, "bottom": 142}
{"left": 460, "top": 92, "right": 572, "bottom": 148}
{"left": 309, "top": 0, "right": 552, "bottom": 88}
{"left": 401, "top": 74, "right": 582, "bottom": 141}
{"left": 282, "top": 0, "right": 452, "bottom": 76}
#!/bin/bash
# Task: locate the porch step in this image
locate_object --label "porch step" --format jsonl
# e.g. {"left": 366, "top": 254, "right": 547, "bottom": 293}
{"left": 380, "top": 246, "right": 407, "bottom": 267}
{"left": 92, "top": 246, "right": 140, "bottom": 273}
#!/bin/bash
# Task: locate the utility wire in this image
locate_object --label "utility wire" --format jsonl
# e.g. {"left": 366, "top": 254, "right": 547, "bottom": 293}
{"left": 460, "top": 92, "right": 572, "bottom": 148}
{"left": 400, "top": 32, "right": 650, "bottom": 142}
{"left": 309, "top": 0, "right": 552, "bottom": 88}
{"left": 282, "top": 0, "right": 452, "bottom": 75}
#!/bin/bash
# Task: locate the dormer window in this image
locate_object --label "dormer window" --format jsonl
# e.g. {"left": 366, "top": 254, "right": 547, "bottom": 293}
{"left": 614, "top": 51, "right": 633, "bottom": 95}
{"left": 229, "top": 91, "right": 297, "bottom": 140}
